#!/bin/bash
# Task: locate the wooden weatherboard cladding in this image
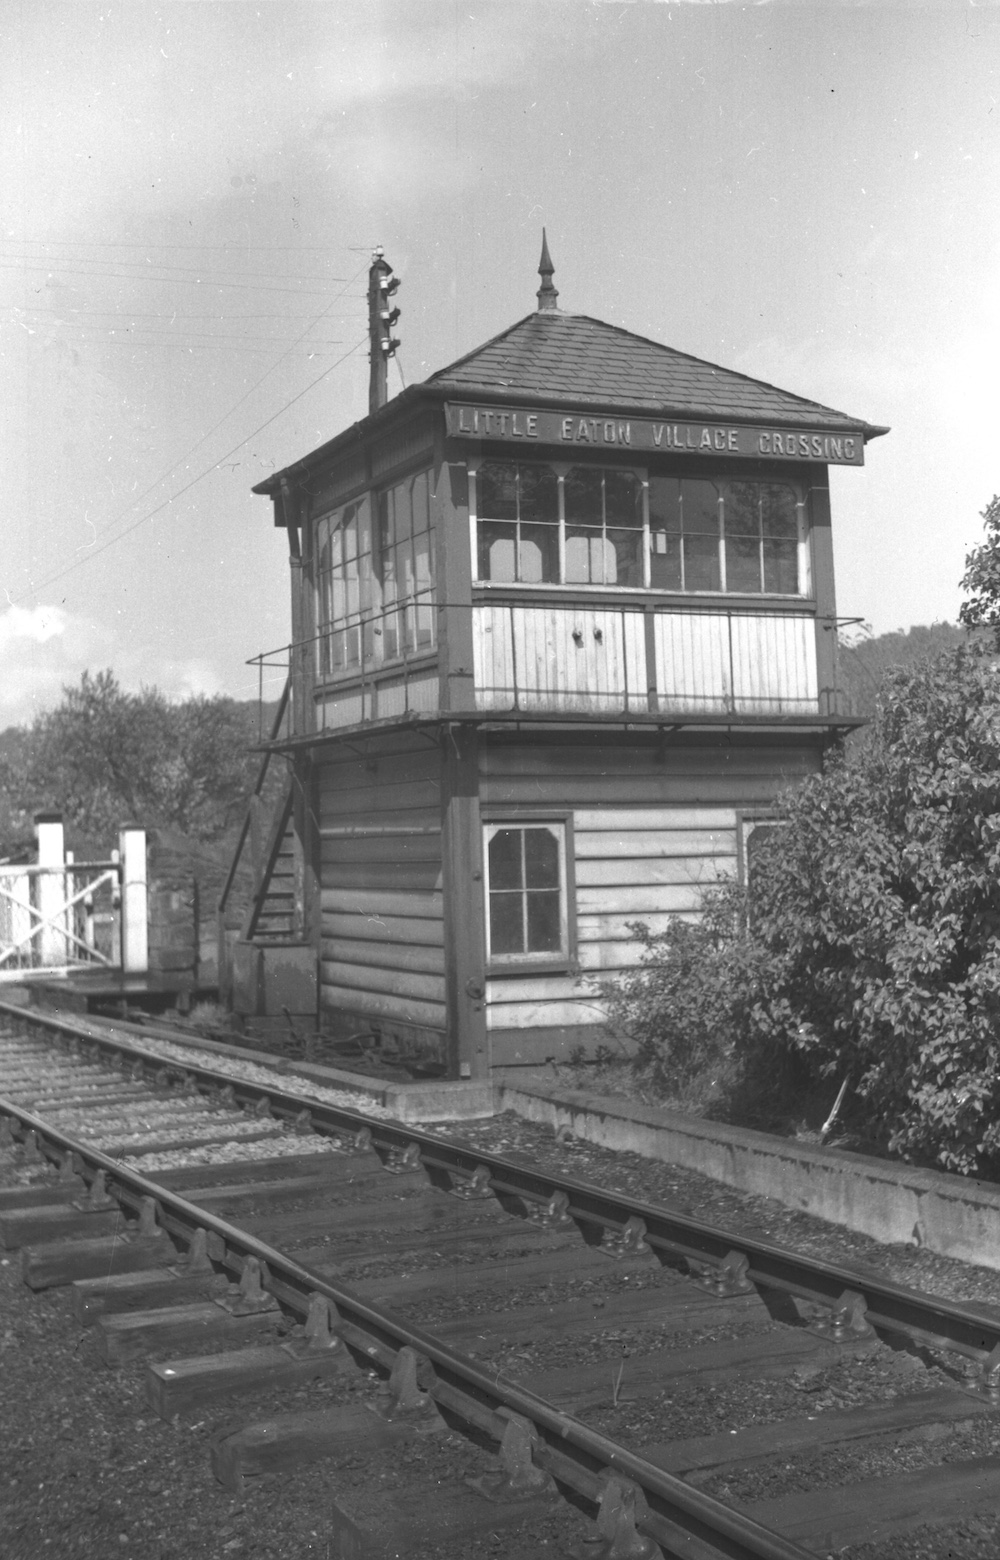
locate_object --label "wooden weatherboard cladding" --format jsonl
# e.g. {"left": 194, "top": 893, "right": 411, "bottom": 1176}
{"left": 316, "top": 732, "right": 447, "bottom": 1066}
{"left": 445, "top": 403, "right": 866, "bottom": 465}
{"left": 479, "top": 731, "right": 822, "bottom": 1066}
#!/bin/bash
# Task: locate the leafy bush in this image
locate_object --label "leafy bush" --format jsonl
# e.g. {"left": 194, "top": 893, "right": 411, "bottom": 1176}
{"left": 747, "top": 641, "right": 1000, "bottom": 1173}
{"left": 603, "top": 638, "right": 1000, "bottom": 1173}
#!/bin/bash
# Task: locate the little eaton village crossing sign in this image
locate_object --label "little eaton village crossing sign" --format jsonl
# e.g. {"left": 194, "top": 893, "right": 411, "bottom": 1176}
{"left": 445, "top": 403, "right": 866, "bottom": 466}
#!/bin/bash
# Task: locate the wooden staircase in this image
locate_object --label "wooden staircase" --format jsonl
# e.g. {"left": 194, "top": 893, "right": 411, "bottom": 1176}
{"left": 242, "top": 783, "right": 299, "bottom": 943}
{"left": 218, "top": 680, "right": 302, "bottom": 946}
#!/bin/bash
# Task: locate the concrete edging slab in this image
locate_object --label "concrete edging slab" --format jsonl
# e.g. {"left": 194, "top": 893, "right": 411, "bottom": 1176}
{"left": 497, "top": 1081, "right": 1000, "bottom": 1273}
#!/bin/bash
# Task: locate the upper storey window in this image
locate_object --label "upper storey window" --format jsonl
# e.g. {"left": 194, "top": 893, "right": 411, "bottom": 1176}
{"left": 474, "top": 461, "right": 643, "bottom": 588}
{"left": 564, "top": 467, "right": 643, "bottom": 587}
{"left": 317, "top": 497, "right": 375, "bottom": 676}
{"left": 316, "top": 470, "right": 436, "bottom": 679}
{"left": 648, "top": 477, "right": 805, "bottom": 595}
{"left": 473, "top": 461, "right": 807, "bottom": 596}
{"left": 377, "top": 470, "right": 435, "bottom": 658}
{"left": 477, "top": 462, "right": 559, "bottom": 583}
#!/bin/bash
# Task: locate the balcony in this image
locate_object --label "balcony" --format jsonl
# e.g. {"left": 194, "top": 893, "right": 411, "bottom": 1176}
{"left": 252, "top": 599, "right": 844, "bottom": 744}
{"left": 472, "top": 601, "right": 822, "bottom": 718}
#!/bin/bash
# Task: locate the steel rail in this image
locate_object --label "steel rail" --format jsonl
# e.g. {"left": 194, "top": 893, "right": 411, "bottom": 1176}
{"left": 0, "top": 1095, "right": 807, "bottom": 1560}
{"left": 6, "top": 1001, "right": 1000, "bottom": 1383}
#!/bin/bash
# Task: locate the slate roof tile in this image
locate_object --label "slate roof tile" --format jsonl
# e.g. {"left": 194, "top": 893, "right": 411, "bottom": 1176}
{"left": 424, "top": 311, "right": 882, "bottom": 433}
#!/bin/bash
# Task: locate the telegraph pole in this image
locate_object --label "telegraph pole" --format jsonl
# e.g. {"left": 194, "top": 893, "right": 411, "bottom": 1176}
{"left": 368, "top": 247, "right": 401, "bottom": 415}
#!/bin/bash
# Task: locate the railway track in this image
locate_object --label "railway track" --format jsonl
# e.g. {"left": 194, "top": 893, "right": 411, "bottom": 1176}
{"left": 3, "top": 1001, "right": 1000, "bottom": 1558}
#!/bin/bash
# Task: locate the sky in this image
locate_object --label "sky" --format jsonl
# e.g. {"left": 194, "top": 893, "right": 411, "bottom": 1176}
{"left": 2, "top": 0, "right": 999, "bottom": 728}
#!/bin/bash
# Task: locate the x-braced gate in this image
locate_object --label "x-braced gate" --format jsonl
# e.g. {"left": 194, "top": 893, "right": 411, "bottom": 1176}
{"left": 0, "top": 815, "right": 147, "bottom": 982}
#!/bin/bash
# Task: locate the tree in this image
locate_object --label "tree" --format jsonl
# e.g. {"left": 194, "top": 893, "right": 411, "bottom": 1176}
{"left": 743, "top": 643, "right": 1000, "bottom": 1171}
{"left": 0, "top": 671, "right": 270, "bottom": 851}
{"left": 959, "top": 494, "right": 1000, "bottom": 642}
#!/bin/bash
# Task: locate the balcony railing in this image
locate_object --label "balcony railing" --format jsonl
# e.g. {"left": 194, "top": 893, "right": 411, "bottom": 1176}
{"left": 249, "top": 601, "right": 842, "bottom": 737}
{"left": 472, "top": 601, "right": 821, "bottom": 718}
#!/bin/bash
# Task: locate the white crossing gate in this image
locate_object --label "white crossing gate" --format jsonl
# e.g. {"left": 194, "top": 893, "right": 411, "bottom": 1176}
{"left": 0, "top": 817, "right": 147, "bottom": 982}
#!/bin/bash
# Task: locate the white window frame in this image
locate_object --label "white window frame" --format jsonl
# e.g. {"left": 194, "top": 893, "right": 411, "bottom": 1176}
{"left": 470, "top": 459, "right": 810, "bottom": 598}
{"left": 483, "top": 818, "right": 570, "bottom": 968}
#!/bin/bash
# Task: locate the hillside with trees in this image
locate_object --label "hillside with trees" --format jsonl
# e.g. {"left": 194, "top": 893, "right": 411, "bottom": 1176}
{"left": 837, "top": 621, "right": 973, "bottom": 721}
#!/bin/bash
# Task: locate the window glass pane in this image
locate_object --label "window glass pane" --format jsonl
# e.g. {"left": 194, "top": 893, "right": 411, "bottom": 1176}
{"left": 648, "top": 476, "right": 681, "bottom": 534}
{"left": 343, "top": 509, "right": 358, "bottom": 562}
{"left": 650, "top": 537, "right": 683, "bottom": 590}
{"left": 489, "top": 829, "right": 524, "bottom": 890}
{"left": 330, "top": 524, "right": 343, "bottom": 573}
{"left": 414, "top": 533, "right": 432, "bottom": 593}
{"left": 518, "top": 465, "right": 558, "bottom": 525}
{"left": 762, "top": 539, "right": 799, "bottom": 594}
{"left": 480, "top": 522, "right": 517, "bottom": 582}
{"left": 415, "top": 600, "right": 435, "bottom": 647}
{"left": 398, "top": 539, "right": 415, "bottom": 599}
{"left": 725, "top": 534, "right": 762, "bottom": 593}
{"left": 526, "top": 891, "right": 562, "bottom": 952}
{"left": 565, "top": 467, "right": 604, "bottom": 525}
{"left": 490, "top": 893, "right": 524, "bottom": 955}
{"left": 681, "top": 481, "right": 720, "bottom": 534}
{"left": 377, "top": 490, "right": 392, "bottom": 553}
{"left": 564, "top": 528, "right": 599, "bottom": 584}
{"left": 479, "top": 462, "right": 518, "bottom": 520}
{"left": 683, "top": 534, "right": 721, "bottom": 591}
{"left": 760, "top": 484, "right": 798, "bottom": 540}
{"left": 394, "top": 484, "right": 412, "bottom": 545}
{"left": 723, "top": 483, "right": 760, "bottom": 538}
{"left": 401, "top": 601, "right": 416, "bottom": 654}
{"left": 411, "top": 471, "right": 430, "bottom": 534}
{"left": 356, "top": 497, "right": 372, "bottom": 558}
{"left": 519, "top": 524, "right": 559, "bottom": 583}
{"left": 608, "top": 529, "right": 643, "bottom": 587}
{"left": 382, "top": 541, "right": 398, "bottom": 603}
{"left": 524, "top": 828, "right": 560, "bottom": 888}
{"left": 604, "top": 469, "right": 642, "bottom": 528}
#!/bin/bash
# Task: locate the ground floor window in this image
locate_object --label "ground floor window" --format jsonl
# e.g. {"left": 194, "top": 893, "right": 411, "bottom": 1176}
{"left": 483, "top": 819, "right": 570, "bottom": 965}
{"left": 738, "top": 813, "right": 787, "bottom": 890}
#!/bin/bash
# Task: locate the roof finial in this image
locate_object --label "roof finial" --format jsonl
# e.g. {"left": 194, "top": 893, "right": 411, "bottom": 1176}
{"left": 536, "top": 229, "right": 559, "bottom": 312}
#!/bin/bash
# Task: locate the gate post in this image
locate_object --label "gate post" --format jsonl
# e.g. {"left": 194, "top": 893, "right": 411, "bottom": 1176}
{"left": 119, "top": 826, "right": 148, "bottom": 974}
{"left": 35, "top": 813, "right": 66, "bottom": 966}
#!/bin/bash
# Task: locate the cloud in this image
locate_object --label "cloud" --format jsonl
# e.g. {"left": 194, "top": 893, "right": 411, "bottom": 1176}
{"left": 0, "top": 606, "right": 116, "bottom": 729}
{"left": 0, "top": 604, "right": 67, "bottom": 649}
{"left": 1, "top": 6, "right": 537, "bottom": 232}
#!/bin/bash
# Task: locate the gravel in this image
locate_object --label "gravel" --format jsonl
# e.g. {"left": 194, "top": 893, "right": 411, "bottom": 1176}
{"left": 8, "top": 1033, "right": 1000, "bottom": 1557}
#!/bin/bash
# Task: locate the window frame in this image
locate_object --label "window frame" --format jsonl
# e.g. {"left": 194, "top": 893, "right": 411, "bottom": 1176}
{"left": 481, "top": 810, "right": 578, "bottom": 974}
{"left": 736, "top": 809, "right": 788, "bottom": 887}
{"left": 313, "top": 466, "right": 437, "bottom": 684}
{"left": 469, "top": 458, "right": 811, "bottom": 599}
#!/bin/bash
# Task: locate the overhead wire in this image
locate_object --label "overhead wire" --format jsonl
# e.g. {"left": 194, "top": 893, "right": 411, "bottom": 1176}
{"left": 8, "top": 256, "right": 371, "bottom": 603}
{"left": 0, "top": 260, "right": 352, "bottom": 296}
{"left": 10, "top": 333, "right": 369, "bottom": 605}
{"left": 9, "top": 236, "right": 352, "bottom": 252}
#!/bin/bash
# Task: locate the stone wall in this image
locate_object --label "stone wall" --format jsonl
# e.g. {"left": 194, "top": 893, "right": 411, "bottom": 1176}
{"left": 146, "top": 829, "right": 244, "bottom": 988}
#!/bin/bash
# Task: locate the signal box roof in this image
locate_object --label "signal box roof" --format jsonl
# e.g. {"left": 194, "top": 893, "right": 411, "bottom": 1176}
{"left": 254, "top": 237, "right": 886, "bottom": 495}
{"left": 424, "top": 309, "right": 885, "bottom": 435}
